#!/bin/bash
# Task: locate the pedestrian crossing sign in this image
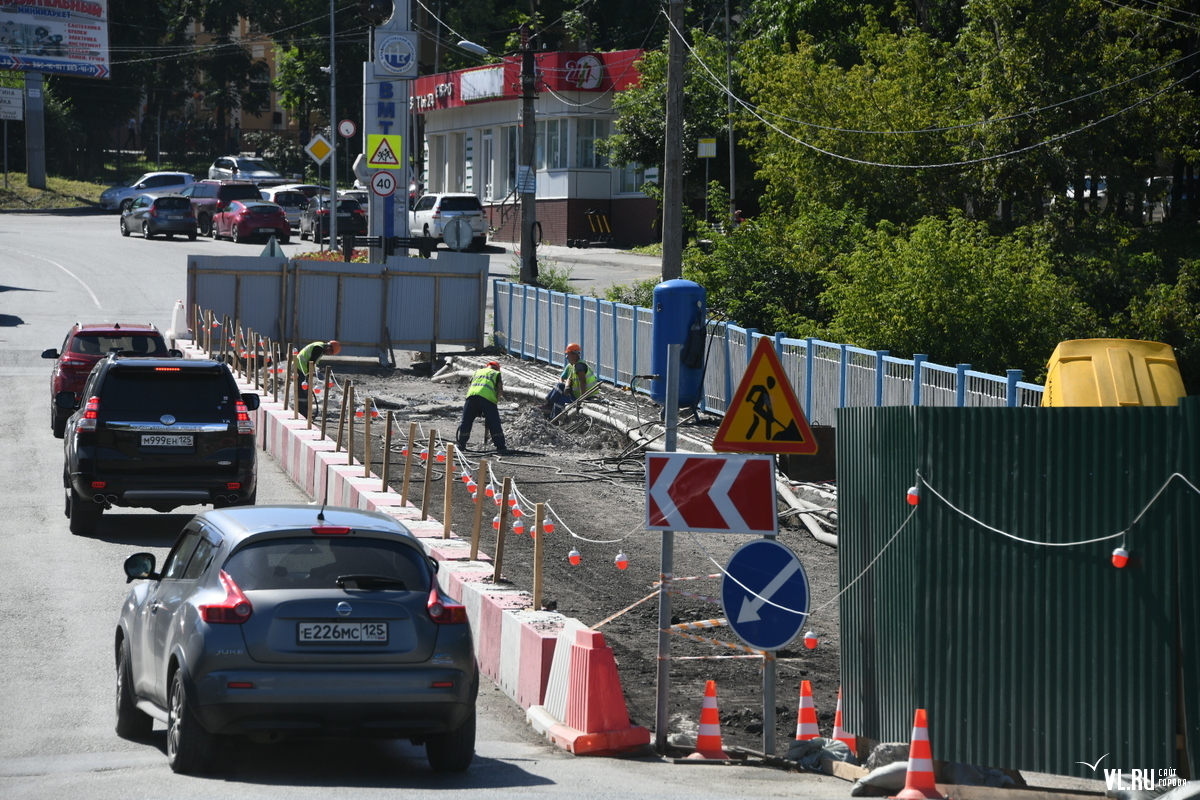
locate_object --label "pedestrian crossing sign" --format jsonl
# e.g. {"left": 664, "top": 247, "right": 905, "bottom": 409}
{"left": 711, "top": 337, "right": 818, "bottom": 454}
{"left": 367, "top": 134, "right": 402, "bottom": 168}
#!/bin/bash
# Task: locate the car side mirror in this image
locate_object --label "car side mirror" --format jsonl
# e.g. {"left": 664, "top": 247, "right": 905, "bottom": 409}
{"left": 240, "top": 392, "right": 260, "bottom": 411}
{"left": 55, "top": 391, "right": 78, "bottom": 410}
{"left": 42, "top": 348, "right": 59, "bottom": 359}
{"left": 427, "top": 555, "right": 440, "bottom": 574}
{"left": 230, "top": 165, "right": 239, "bottom": 174}
{"left": 124, "top": 552, "right": 159, "bottom": 583}
{"left": 169, "top": 349, "right": 183, "bottom": 358}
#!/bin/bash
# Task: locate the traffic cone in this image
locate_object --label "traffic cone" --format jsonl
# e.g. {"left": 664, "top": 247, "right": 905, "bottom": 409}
{"left": 832, "top": 687, "right": 856, "bottom": 755}
{"left": 795, "top": 680, "right": 820, "bottom": 740}
{"left": 891, "top": 709, "right": 944, "bottom": 799}
{"left": 687, "top": 680, "right": 728, "bottom": 759}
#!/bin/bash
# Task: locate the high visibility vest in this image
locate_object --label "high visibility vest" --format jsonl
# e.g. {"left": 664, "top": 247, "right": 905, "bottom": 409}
{"left": 561, "top": 359, "right": 595, "bottom": 395}
{"left": 296, "top": 342, "right": 325, "bottom": 376}
{"left": 466, "top": 367, "right": 501, "bottom": 404}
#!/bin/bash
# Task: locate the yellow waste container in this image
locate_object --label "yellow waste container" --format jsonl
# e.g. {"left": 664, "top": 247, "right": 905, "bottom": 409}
{"left": 1041, "top": 339, "right": 1187, "bottom": 407}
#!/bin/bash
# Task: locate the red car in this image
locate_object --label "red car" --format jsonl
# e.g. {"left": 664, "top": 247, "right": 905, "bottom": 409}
{"left": 42, "top": 322, "right": 175, "bottom": 438}
{"left": 212, "top": 200, "right": 291, "bottom": 244}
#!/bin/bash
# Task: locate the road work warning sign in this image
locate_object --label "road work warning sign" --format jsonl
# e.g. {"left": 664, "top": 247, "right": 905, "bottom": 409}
{"left": 712, "top": 337, "right": 818, "bottom": 454}
{"left": 366, "top": 134, "right": 402, "bottom": 168}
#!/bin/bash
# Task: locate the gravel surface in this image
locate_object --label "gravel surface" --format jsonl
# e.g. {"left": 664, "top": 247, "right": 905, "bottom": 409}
{"left": 316, "top": 349, "right": 844, "bottom": 755}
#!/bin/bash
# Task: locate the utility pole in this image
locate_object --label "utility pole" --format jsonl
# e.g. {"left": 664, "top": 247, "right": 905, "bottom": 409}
{"left": 328, "top": 0, "right": 339, "bottom": 250}
{"left": 519, "top": 20, "right": 539, "bottom": 284}
{"left": 661, "top": 0, "right": 685, "bottom": 281}
{"left": 724, "top": 0, "right": 736, "bottom": 219}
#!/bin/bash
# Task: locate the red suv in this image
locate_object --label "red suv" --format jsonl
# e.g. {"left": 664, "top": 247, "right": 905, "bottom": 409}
{"left": 178, "top": 180, "right": 263, "bottom": 237}
{"left": 42, "top": 323, "right": 176, "bottom": 438}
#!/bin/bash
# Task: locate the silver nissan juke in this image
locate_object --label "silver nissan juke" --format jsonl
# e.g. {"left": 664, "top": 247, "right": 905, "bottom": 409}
{"left": 114, "top": 505, "right": 477, "bottom": 774}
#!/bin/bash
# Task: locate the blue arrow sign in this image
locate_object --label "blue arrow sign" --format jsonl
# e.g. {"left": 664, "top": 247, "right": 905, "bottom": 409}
{"left": 721, "top": 539, "right": 810, "bottom": 651}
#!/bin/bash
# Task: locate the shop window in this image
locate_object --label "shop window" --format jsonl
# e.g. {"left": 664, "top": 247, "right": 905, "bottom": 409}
{"left": 576, "top": 119, "right": 609, "bottom": 168}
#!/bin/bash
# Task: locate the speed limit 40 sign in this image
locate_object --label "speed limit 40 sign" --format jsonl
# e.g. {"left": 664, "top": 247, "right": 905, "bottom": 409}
{"left": 370, "top": 171, "right": 397, "bottom": 197}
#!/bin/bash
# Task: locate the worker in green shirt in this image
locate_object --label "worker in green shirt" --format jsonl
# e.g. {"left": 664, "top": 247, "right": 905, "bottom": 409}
{"left": 457, "top": 361, "right": 508, "bottom": 453}
{"left": 541, "top": 343, "right": 595, "bottom": 415}
{"left": 294, "top": 339, "right": 340, "bottom": 414}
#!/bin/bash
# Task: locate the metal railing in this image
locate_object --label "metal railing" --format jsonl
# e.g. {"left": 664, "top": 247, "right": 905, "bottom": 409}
{"left": 493, "top": 281, "right": 1044, "bottom": 425}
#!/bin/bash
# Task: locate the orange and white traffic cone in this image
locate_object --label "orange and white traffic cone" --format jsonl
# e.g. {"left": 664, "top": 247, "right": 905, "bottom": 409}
{"left": 687, "top": 680, "right": 729, "bottom": 759}
{"left": 832, "top": 687, "right": 857, "bottom": 755}
{"left": 795, "top": 680, "right": 820, "bottom": 740}
{"left": 891, "top": 709, "right": 944, "bottom": 799}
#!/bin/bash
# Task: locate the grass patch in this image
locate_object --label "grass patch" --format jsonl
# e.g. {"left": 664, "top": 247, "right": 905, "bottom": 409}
{"left": 0, "top": 173, "right": 106, "bottom": 210}
{"left": 627, "top": 241, "right": 662, "bottom": 257}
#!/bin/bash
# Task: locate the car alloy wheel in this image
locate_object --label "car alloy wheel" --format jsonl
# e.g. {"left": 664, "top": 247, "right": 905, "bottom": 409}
{"left": 142, "top": 220, "right": 153, "bottom": 239}
{"left": 166, "top": 669, "right": 214, "bottom": 774}
{"left": 119, "top": 218, "right": 130, "bottom": 237}
{"left": 231, "top": 225, "right": 241, "bottom": 244}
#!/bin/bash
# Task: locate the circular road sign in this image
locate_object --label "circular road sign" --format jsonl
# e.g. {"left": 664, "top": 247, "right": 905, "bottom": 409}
{"left": 443, "top": 216, "right": 473, "bottom": 251}
{"left": 720, "top": 538, "right": 810, "bottom": 651}
{"left": 370, "top": 171, "right": 397, "bottom": 197}
{"left": 338, "top": 119, "right": 356, "bottom": 138}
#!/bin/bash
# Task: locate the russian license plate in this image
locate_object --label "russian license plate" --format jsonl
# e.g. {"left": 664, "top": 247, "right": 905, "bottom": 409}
{"left": 141, "top": 434, "right": 193, "bottom": 447}
{"left": 257, "top": 227, "right": 276, "bottom": 234}
{"left": 298, "top": 621, "right": 388, "bottom": 644}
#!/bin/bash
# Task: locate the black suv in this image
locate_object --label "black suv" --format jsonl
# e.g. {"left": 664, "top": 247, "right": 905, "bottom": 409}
{"left": 60, "top": 354, "right": 260, "bottom": 535}
{"left": 179, "top": 180, "right": 262, "bottom": 237}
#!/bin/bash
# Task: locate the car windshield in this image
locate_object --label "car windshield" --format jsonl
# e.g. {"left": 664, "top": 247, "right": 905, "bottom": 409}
{"left": 154, "top": 197, "right": 190, "bottom": 211}
{"left": 101, "top": 367, "right": 233, "bottom": 413}
{"left": 236, "top": 159, "right": 276, "bottom": 172}
{"left": 273, "top": 192, "right": 307, "bottom": 206}
{"left": 223, "top": 536, "right": 431, "bottom": 591}
{"left": 70, "top": 334, "right": 167, "bottom": 356}
{"left": 440, "top": 197, "right": 482, "bottom": 211}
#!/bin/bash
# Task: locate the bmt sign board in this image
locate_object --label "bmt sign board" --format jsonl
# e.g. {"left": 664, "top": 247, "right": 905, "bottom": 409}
{"left": 645, "top": 453, "right": 777, "bottom": 535}
{"left": 712, "top": 337, "right": 818, "bottom": 454}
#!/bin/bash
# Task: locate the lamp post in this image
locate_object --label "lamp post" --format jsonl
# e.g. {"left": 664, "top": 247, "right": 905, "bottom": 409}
{"left": 518, "top": 22, "right": 538, "bottom": 285}
{"left": 328, "top": 0, "right": 338, "bottom": 250}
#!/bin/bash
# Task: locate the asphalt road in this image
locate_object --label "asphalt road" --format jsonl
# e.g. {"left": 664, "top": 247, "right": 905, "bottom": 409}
{"left": 0, "top": 210, "right": 850, "bottom": 799}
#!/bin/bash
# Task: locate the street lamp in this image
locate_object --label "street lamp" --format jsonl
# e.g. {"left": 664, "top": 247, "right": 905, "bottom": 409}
{"left": 456, "top": 40, "right": 488, "bottom": 57}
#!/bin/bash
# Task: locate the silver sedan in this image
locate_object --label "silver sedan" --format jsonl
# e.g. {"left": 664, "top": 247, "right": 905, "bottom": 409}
{"left": 114, "top": 505, "right": 477, "bottom": 774}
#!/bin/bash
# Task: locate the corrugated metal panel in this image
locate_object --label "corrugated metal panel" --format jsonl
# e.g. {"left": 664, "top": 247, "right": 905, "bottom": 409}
{"left": 1179, "top": 396, "right": 1200, "bottom": 778}
{"left": 839, "top": 405, "right": 1184, "bottom": 776}
{"left": 186, "top": 255, "right": 287, "bottom": 340}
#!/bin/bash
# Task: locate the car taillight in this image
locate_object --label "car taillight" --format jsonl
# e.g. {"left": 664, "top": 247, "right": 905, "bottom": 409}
{"left": 427, "top": 586, "right": 467, "bottom": 624}
{"left": 432, "top": 209, "right": 441, "bottom": 218}
{"left": 63, "top": 358, "right": 90, "bottom": 370}
{"left": 236, "top": 400, "right": 253, "bottom": 434}
{"left": 200, "top": 570, "right": 253, "bottom": 624}
{"left": 78, "top": 395, "right": 99, "bottom": 432}
{"left": 311, "top": 525, "right": 352, "bottom": 535}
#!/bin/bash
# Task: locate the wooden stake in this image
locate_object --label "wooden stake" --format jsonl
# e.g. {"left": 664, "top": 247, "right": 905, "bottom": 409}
{"left": 533, "top": 503, "right": 545, "bottom": 609}
{"left": 381, "top": 410, "right": 394, "bottom": 492}
{"left": 285, "top": 348, "right": 295, "bottom": 417}
{"left": 320, "top": 369, "right": 333, "bottom": 440}
{"left": 346, "top": 383, "right": 356, "bottom": 466}
{"left": 491, "top": 477, "right": 511, "bottom": 582}
{"left": 442, "top": 443, "right": 455, "bottom": 539}
{"left": 420, "top": 430, "right": 437, "bottom": 520}
{"left": 469, "top": 458, "right": 488, "bottom": 561}
{"left": 400, "top": 422, "right": 418, "bottom": 505}
{"left": 336, "top": 378, "right": 350, "bottom": 452}
{"left": 362, "top": 397, "right": 372, "bottom": 477}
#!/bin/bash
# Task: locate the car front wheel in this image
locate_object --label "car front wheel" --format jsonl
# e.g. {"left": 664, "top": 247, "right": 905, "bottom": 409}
{"left": 424, "top": 706, "right": 476, "bottom": 773}
{"left": 167, "top": 669, "right": 214, "bottom": 774}
{"left": 115, "top": 640, "right": 153, "bottom": 740}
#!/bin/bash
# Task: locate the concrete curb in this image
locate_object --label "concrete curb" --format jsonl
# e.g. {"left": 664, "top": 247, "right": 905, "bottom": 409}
{"left": 190, "top": 343, "right": 647, "bottom": 755}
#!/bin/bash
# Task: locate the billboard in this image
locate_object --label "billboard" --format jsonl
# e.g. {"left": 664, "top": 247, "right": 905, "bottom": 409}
{"left": 0, "top": 0, "right": 109, "bottom": 78}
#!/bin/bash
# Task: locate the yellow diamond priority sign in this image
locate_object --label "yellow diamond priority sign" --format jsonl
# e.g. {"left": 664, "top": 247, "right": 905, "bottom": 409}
{"left": 305, "top": 134, "right": 333, "bottom": 165}
{"left": 712, "top": 337, "right": 818, "bottom": 454}
{"left": 367, "top": 134, "right": 402, "bottom": 168}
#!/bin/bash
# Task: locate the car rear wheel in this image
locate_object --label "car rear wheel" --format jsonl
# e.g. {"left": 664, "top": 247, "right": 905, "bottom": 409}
{"left": 300, "top": 223, "right": 309, "bottom": 241}
{"left": 52, "top": 407, "right": 67, "bottom": 439}
{"left": 231, "top": 225, "right": 241, "bottom": 244}
{"left": 68, "top": 487, "right": 101, "bottom": 536}
{"left": 142, "top": 220, "right": 153, "bottom": 239}
{"left": 199, "top": 215, "right": 213, "bottom": 237}
{"left": 279, "top": 233, "right": 290, "bottom": 245}
{"left": 119, "top": 218, "right": 130, "bottom": 237}
{"left": 167, "top": 669, "right": 214, "bottom": 774}
{"left": 187, "top": 232, "right": 197, "bottom": 241}
{"left": 424, "top": 706, "right": 476, "bottom": 773}
{"left": 115, "top": 640, "right": 153, "bottom": 740}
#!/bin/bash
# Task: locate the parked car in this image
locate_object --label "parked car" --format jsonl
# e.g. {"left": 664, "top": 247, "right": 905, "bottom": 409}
{"left": 207, "top": 156, "right": 288, "bottom": 186}
{"left": 272, "top": 183, "right": 326, "bottom": 199}
{"left": 99, "top": 171, "right": 195, "bottom": 212}
{"left": 119, "top": 194, "right": 197, "bottom": 240}
{"left": 409, "top": 192, "right": 486, "bottom": 249}
{"left": 59, "top": 353, "right": 259, "bottom": 535}
{"left": 114, "top": 505, "right": 476, "bottom": 774}
{"left": 342, "top": 188, "right": 370, "bottom": 207}
{"left": 299, "top": 196, "right": 368, "bottom": 242}
{"left": 42, "top": 322, "right": 174, "bottom": 438}
{"left": 259, "top": 186, "right": 311, "bottom": 230}
{"left": 179, "top": 180, "right": 263, "bottom": 236}
{"left": 212, "top": 200, "right": 291, "bottom": 244}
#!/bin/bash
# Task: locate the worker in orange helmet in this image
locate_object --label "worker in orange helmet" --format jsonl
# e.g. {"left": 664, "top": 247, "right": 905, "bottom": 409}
{"left": 541, "top": 343, "right": 595, "bottom": 416}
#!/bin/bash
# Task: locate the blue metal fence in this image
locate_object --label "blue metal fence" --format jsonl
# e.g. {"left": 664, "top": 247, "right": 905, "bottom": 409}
{"left": 493, "top": 281, "right": 1044, "bottom": 425}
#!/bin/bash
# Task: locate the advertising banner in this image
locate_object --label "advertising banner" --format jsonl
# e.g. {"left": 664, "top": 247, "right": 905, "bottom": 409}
{"left": 0, "top": 0, "right": 110, "bottom": 79}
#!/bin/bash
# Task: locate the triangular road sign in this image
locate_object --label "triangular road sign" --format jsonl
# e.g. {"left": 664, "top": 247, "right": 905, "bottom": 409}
{"left": 367, "top": 134, "right": 401, "bottom": 167}
{"left": 712, "top": 337, "right": 818, "bottom": 454}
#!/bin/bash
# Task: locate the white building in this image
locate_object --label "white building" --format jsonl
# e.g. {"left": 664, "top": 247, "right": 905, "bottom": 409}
{"left": 411, "top": 49, "right": 659, "bottom": 247}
